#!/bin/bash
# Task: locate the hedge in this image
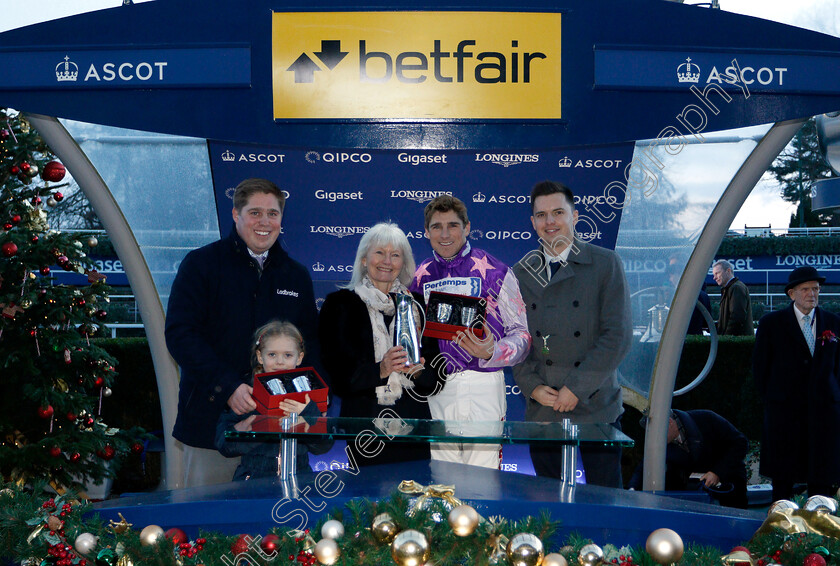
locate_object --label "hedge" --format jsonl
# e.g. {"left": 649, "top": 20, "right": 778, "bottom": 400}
{"left": 718, "top": 235, "right": 840, "bottom": 256}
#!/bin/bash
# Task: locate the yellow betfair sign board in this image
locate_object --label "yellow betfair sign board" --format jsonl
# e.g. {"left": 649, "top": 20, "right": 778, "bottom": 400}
{"left": 271, "top": 12, "right": 561, "bottom": 120}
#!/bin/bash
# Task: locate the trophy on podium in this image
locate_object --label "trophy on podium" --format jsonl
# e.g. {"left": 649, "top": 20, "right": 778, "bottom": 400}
{"left": 392, "top": 292, "right": 423, "bottom": 365}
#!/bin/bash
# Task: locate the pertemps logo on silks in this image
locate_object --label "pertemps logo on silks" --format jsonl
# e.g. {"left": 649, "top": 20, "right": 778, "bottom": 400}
{"left": 421, "top": 277, "right": 482, "bottom": 300}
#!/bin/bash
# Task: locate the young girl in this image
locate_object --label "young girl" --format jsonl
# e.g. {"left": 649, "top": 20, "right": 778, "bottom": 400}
{"left": 215, "top": 320, "right": 330, "bottom": 480}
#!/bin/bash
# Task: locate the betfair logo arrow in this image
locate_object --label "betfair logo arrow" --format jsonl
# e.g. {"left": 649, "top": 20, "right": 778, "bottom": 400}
{"left": 315, "top": 40, "right": 348, "bottom": 70}
{"left": 287, "top": 40, "right": 348, "bottom": 83}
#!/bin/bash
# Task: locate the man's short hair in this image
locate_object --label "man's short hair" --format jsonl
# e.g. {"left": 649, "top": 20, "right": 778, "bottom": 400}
{"left": 423, "top": 195, "right": 469, "bottom": 230}
{"left": 530, "top": 180, "right": 575, "bottom": 212}
{"left": 232, "top": 178, "right": 286, "bottom": 213}
{"left": 713, "top": 259, "right": 733, "bottom": 273}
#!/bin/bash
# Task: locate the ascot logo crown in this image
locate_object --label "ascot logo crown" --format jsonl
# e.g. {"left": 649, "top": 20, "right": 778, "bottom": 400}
{"left": 677, "top": 57, "right": 701, "bottom": 83}
{"left": 558, "top": 156, "right": 572, "bottom": 168}
{"left": 55, "top": 56, "right": 79, "bottom": 82}
{"left": 312, "top": 262, "right": 325, "bottom": 272}
{"left": 221, "top": 150, "right": 235, "bottom": 162}
{"left": 472, "top": 191, "right": 486, "bottom": 203}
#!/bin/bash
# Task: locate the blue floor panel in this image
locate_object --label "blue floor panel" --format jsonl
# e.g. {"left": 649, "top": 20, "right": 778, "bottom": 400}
{"left": 93, "top": 460, "right": 764, "bottom": 551}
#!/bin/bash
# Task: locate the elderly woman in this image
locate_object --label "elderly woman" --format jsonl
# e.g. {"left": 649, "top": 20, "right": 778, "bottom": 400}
{"left": 319, "top": 222, "right": 440, "bottom": 467}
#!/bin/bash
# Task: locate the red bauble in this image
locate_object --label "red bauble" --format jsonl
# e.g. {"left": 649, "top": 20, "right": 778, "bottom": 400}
{"left": 96, "top": 310, "right": 108, "bottom": 320}
{"left": 1, "top": 242, "right": 18, "bottom": 257}
{"left": 49, "top": 446, "right": 62, "bottom": 458}
{"left": 100, "top": 445, "right": 115, "bottom": 460}
{"left": 42, "top": 161, "right": 66, "bottom": 182}
{"left": 260, "top": 534, "right": 280, "bottom": 554}
{"left": 804, "top": 554, "right": 827, "bottom": 566}
{"left": 131, "top": 443, "right": 144, "bottom": 455}
{"left": 70, "top": 452, "right": 81, "bottom": 463}
{"left": 66, "top": 412, "right": 77, "bottom": 422}
{"left": 94, "top": 377, "right": 105, "bottom": 388}
{"left": 54, "top": 191, "right": 64, "bottom": 202}
{"left": 10, "top": 165, "right": 19, "bottom": 174}
{"left": 231, "top": 534, "right": 250, "bottom": 555}
{"left": 3, "top": 223, "right": 11, "bottom": 231}
{"left": 32, "top": 196, "right": 42, "bottom": 206}
{"left": 20, "top": 161, "right": 30, "bottom": 171}
{"left": 11, "top": 214, "right": 20, "bottom": 225}
{"left": 0, "top": 129, "right": 8, "bottom": 140}
{"left": 37, "top": 405, "right": 54, "bottom": 419}
{"left": 83, "top": 416, "right": 95, "bottom": 427}
{"left": 31, "top": 234, "right": 39, "bottom": 242}
{"left": 165, "top": 528, "right": 188, "bottom": 546}
{"left": 730, "top": 546, "right": 750, "bottom": 555}
{"left": 40, "top": 266, "right": 51, "bottom": 275}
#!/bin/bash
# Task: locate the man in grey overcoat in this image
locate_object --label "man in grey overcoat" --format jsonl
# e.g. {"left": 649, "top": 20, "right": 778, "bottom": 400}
{"left": 513, "top": 180, "right": 632, "bottom": 487}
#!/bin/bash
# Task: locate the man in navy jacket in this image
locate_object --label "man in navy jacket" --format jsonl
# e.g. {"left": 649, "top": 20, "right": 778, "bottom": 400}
{"left": 629, "top": 409, "right": 748, "bottom": 508}
{"left": 753, "top": 266, "right": 840, "bottom": 501}
{"left": 166, "top": 178, "right": 320, "bottom": 487}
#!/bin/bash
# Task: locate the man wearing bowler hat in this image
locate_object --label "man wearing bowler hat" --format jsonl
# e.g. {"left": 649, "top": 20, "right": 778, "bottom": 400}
{"left": 753, "top": 266, "right": 840, "bottom": 501}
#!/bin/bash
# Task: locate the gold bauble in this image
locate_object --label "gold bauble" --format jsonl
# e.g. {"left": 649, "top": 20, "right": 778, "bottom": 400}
{"left": 314, "top": 538, "right": 340, "bottom": 565}
{"left": 372, "top": 512, "right": 399, "bottom": 544}
{"left": 506, "top": 533, "right": 544, "bottom": 566}
{"left": 390, "top": 529, "right": 430, "bottom": 566}
{"left": 544, "top": 553, "right": 569, "bottom": 566}
{"left": 321, "top": 519, "right": 345, "bottom": 540}
{"left": 578, "top": 543, "right": 604, "bottom": 566}
{"left": 139, "top": 524, "right": 164, "bottom": 546}
{"left": 768, "top": 499, "right": 799, "bottom": 514}
{"left": 448, "top": 504, "right": 480, "bottom": 537}
{"left": 88, "top": 236, "right": 99, "bottom": 247}
{"left": 645, "top": 528, "right": 684, "bottom": 565}
{"left": 804, "top": 495, "right": 838, "bottom": 514}
{"left": 116, "top": 555, "right": 134, "bottom": 566}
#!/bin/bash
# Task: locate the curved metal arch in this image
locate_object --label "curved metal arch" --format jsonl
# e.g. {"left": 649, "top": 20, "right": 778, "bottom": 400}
{"left": 642, "top": 117, "right": 807, "bottom": 491}
{"left": 26, "top": 113, "right": 184, "bottom": 490}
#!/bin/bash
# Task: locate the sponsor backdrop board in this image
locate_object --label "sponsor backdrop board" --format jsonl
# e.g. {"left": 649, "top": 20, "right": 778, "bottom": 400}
{"left": 208, "top": 141, "right": 633, "bottom": 477}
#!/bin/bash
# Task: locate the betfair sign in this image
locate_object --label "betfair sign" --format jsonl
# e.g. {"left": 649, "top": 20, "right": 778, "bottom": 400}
{"left": 271, "top": 12, "right": 562, "bottom": 120}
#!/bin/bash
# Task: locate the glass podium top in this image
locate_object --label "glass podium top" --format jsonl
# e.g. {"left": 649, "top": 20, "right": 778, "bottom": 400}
{"left": 225, "top": 416, "right": 634, "bottom": 447}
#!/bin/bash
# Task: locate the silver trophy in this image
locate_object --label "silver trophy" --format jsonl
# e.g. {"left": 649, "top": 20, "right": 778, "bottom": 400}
{"left": 460, "top": 306, "right": 478, "bottom": 327}
{"left": 393, "top": 292, "right": 423, "bottom": 365}
{"left": 436, "top": 302, "right": 453, "bottom": 324}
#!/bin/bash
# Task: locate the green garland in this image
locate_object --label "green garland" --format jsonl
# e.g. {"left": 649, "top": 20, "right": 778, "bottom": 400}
{"left": 1, "top": 482, "right": 837, "bottom": 566}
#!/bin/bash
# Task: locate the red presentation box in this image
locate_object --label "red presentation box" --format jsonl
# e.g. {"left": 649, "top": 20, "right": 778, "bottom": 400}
{"left": 252, "top": 367, "right": 328, "bottom": 415}
{"left": 423, "top": 291, "right": 486, "bottom": 341}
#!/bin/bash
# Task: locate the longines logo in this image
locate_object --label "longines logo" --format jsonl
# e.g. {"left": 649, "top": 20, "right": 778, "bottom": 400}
{"left": 225, "top": 187, "right": 290, "bottom": 200}
{"left": 474, "top": 153, "right": 539, "bottom": 167}
{"left": 221, "top": 151, "right": 286, "bottom": 164}
{"left": 314, "top": 189, "right": 363, "bottom": 202}
{"left": 474, "top": 193, "right": 530, "bottom": 204}
{"left": 389, "top": 189, "right": 452, "bottom": 203}
{"left": 305, "top": 151, "right": 372, "bottom": 164}
{"left": 397, "top": 153, "right": 449, "bottom": 165}
{"left": 309, "top": 226, "right": 370, "bottom": 238}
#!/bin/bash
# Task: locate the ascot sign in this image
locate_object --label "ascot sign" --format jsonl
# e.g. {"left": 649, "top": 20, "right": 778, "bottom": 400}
{"left": 271, "top": 12, "right": 562, "bottom": 120}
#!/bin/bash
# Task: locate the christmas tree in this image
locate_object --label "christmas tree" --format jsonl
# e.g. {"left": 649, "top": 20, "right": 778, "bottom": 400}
{"left": 0, "top": 108, "right": 142, "bottom": 492}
